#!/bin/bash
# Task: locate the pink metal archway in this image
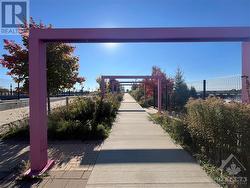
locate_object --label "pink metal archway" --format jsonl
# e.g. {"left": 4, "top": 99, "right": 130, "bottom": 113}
{"left": 28, "top": 27, "right": 250, "bottom": 175}
{"left": 104, "top": 80, "right": 145, "bottom": 93}
{"left": 117, "top": 81, "right": 145, "bottom": 96}
{"left": 100, "top": 75, "right": 161, "bottom": 111}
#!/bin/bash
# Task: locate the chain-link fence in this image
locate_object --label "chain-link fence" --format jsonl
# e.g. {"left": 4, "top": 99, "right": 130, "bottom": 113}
{"left": 187, "top": 75, "right": 242, "bottom": 101}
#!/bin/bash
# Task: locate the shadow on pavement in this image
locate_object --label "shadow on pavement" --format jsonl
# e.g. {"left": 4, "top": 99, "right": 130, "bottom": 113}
{"left": 91, "top": 149, "right": 196, "bottom": 165}
{"left": 0, "top": 140, "right": 102, "bottom": 187}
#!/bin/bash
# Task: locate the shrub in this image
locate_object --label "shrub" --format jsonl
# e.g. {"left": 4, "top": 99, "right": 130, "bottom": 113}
{"left": 94, "top": 124, "right": 109, "bottom": 139}
{"left": 47, "top": 94, "right": 122, "bottom": 140}
{"left": 116, "top": 94, "right": 123, "bottom": 102}
{"left": 130, "top": 88, "right": 144, "bottom": 102}
{"left": 171, "top": 118, "right": 192, "bottom": 145}
{"left": 149, "top": 98, "right": 250, "bottom": 186}
{"left": 151, "top": 113, "right": 191, "bottom": 146}
{"left": 1, "top": 94, "right": 123, "bottom": 140}
{"left": 139, "top": 97, "right": 154, "bottom": 108}
{"left": 185, "top": 97, "right": 250, "bottom": 181}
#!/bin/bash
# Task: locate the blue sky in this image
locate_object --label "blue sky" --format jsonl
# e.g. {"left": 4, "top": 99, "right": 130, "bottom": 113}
{"left": 1, "top": 0, "right": 250, "bottom": 90}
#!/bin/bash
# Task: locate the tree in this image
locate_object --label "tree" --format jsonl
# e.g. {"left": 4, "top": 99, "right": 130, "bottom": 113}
{"left": 189, "top": 86, "right": 198, "bottom": 99}
{"left": 143, "top": 66, "right": 174, "bottom": 108}
{"left": 173, "top": 68, "right": 190, "bottom": 111}
{"left": 129, "top": 66, "right": 174, "bottom": 109}
{"left": 0, "top": 18, "right": 84, "bottom": 111}
{"left": 143, "top": 67, "right": 172, "bottom": 97}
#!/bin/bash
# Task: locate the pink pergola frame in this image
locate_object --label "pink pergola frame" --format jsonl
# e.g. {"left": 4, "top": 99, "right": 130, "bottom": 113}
{"left": 118, "top": 81, "right": 145, "bottom": 93}
{"left": 118, "top": 81, "right": 144, "bottom": 84}
{"left": 118, "top": 82, "right": 147, "bottom": 99}
{"left": 28, "top": 27, "right": 250, "bottom": 175}
{"left": 100, "top": 75, "right": 159, "bottom": 108}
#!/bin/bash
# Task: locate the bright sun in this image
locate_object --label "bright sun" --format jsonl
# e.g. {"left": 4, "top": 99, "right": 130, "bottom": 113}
{"left": 103, "top": 43, "right": 119, "bottom": 49}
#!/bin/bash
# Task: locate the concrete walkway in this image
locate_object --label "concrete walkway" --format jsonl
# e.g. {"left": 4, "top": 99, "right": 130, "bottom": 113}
{"left": 86, "top": 93, "right": 219, "bottom": 188}
{"left": 0, "top": 141, "right": 101, "bottom": 188}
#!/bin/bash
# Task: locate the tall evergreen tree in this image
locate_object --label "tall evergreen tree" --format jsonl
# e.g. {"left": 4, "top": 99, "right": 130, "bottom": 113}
{"left": 173, "top": 68, "right": 190, "bottom": 111}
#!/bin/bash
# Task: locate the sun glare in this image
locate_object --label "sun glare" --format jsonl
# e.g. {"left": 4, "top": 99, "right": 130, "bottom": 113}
{"left": 103, "top": 43, "right": 119, "bottom": 49}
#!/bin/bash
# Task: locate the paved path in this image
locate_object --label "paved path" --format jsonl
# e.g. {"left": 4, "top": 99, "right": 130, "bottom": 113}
{"left": 86, "top": 93, "right": 219, "bottom": 188}
{"left": 0, "top": 141, "right": 101, "bottom": 188}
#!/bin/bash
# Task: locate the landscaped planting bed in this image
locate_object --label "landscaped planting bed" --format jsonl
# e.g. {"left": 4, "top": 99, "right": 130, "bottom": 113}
{"left": 1, "top": 93, "right": 123, "bottom": 140}
{"left": 151, "top": 97, "right": 250, "bottom": 187}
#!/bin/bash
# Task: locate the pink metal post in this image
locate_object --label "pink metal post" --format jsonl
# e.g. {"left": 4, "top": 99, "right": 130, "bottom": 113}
{"left": 101, "top": 76, "right": 105, "bottom": 98}
{"left": 27, "top": 38, "right": 54, "bottom": 175}
{"left": 157, "top": 78, "right": 162, "bottom": 113}
{"left": 111, "top": 80, "right": 115, "bottom": 93}
{"left": 242, "top": 42, "right": 250, "bottom": 103}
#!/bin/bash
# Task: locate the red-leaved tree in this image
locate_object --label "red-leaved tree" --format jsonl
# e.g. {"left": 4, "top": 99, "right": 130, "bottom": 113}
{"left": 143, "top": 66, "right": 174, "bottom": 98}
{"left": 0, "top": 18, "right": 85, "bottom": 111}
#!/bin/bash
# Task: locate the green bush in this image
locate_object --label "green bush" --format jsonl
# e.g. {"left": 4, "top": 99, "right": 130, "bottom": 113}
{"left": 116, "top": 94, "right": 123, "bottom": 102}
{"left": 1, "top": 94, "right": 123, "bottom": 140}
{"left": 139, "top": 97, "right": 154, "bottom": 108}
{"left": 95, "top": 124, "right": 109, "bottom": 138}
{"left": 130, "top": 87, "right": 155, "bottom": 108}
{"left": 151, "top": 113, "right": 191, "bottom": 146}
{"left": 186, "top": 98, "right": 250, "bottom": 163}
{"left": 185, "top": 97, "right": 250, "bottom": 183}
{"left": 171, "top": 118, "right": 192, "bottom": 145}
{"left": 47, "top": 94, "right": 122, "bottom": 140}
{"left": 130, "top": 88, "right": 144, "bottom": 102}
{"left": 151, "top": 98, "right": 250, "bottom": 186}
